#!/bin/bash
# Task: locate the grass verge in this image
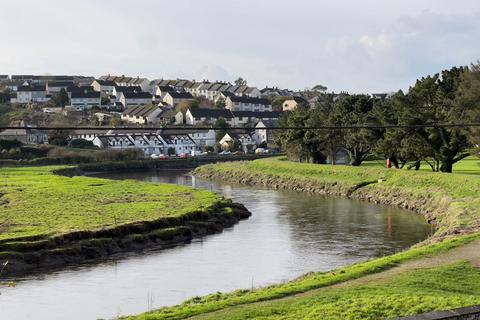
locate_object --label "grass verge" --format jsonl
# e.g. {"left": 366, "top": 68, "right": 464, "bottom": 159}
{"left": 126, "top": 157, "right": 480, "bottom": 319}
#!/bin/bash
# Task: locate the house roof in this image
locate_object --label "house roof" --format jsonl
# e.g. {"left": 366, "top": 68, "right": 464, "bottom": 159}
{"left": 17, "top": 85, "right": 46, "bottom": 92}
{"left": 95, "top": 79, "right": 116, "bottom": 86}
{"left": 115, "top": 85, "right": 142, "bottom": 93}
{"left": 188, "top": 108, "right": 234, "bottom": 119}
{"left": 156, "top": 85, "right": 175, "bottom": 92}
{"left": 168, "top": 91, "right": 194, "bottom": 99}
{"left": 67, "top": 85, "right": 94, "bottom": 93}
{"left": 72, "top": 129, "right": 108, "bottom": 136}
{"left": 71, "top": 91, "right": 101, "bottom": 99}
{"left": 285, "top": 96, "right": 308, "bottom": 104}
{"left": 47, "top": 81, "right": 75, "bottom": 88}
{"left": 123, "top": 105, "right": 160, "bottom": 117}
{"left": 161, "top": 134, "right": 196, "bottom": 145}
{"left": 256, "top": 119, "right": 278, "bottom": 128}
{"left": 228, "top": 96, "right": 271, "bottom": 105}
{"left": 0, "top": 128, "right": 47, "bottom": 136}
{"left": 122, "top": 92, "right": 152, "bottom": 99}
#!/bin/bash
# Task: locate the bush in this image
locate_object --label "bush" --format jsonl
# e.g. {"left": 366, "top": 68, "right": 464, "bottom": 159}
{"left": 69, "top": 139, "right": 94, "bottom": 149}
{"left": 0, "top": 139, "right": 23, "bottom": 150}
{"left": 94, "top": 149, "right": 144, "bottom": 162}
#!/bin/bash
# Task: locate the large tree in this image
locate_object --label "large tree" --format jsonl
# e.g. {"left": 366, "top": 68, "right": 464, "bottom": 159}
{"left": 51, "top": 89, "right": 70, "bottom": 108}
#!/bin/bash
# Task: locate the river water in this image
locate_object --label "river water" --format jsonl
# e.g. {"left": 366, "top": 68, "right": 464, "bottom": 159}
{"left": 0, "top": 170, "right": 432, "bottom": 320}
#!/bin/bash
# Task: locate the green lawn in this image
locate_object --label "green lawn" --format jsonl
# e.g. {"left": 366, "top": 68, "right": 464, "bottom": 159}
{"left": 0, "top": 167, "right": 221, "bottom": 242}
{"left": 362, "top": 156, "right": 480, "bottom": 175}
{"left": 127, "top": 157, "right": 480, "bottom": 320}
{"left": 186, "top": 262, "right": 480, "bottom": 320}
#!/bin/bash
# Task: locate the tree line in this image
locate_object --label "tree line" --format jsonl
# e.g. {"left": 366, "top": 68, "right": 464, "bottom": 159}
{"left": 276, "top": 63, "right": 480, "bottom": 173}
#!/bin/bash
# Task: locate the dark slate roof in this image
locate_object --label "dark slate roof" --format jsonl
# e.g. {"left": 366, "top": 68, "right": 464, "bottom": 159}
{"left": 122, "top": 92, "right": 152, "bottom": 99}
{"left": 47, "top": 81, "right": 75, "bottom": 87}
{"left": 228, "top": 96, "right": 271, "bottom": 105}
{"left": 115, "top": 85, "right": 142, "bottom": 93}
{"left": 95, "top": 80, "right": 116, "bottom": 86}
{"left": 188, "top": 108, "right": 234, "bottom": 119}
{"left": 161, "top": 134, "right": 196, "bottom": 145}
{"left": 71, "top": 91, "right": 101, "bottom": 99}
{"left": 286, "top": 96, "right": 308, "bottom": 104}
{"left": 123, "top": 105, "right": 159, "bottom": 117}
{"left": 67, "top": 85, "right": 94, "bottom": 93}
{"left": 168, "top": 92, "right": 194, "bottom": 99}
{"left": 157, "top": 85, "right": 175, "bottom": 92}
{"left": 17, "top": 85, "right": 46, "bottom": 92}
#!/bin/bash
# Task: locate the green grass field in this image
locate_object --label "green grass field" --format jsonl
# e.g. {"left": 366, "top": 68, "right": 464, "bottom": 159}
{"left": 128, "top": 157, "right": 480, "bottom": 320}
{"left": 0, "top": 167, "right": 221, "bottom": 242}
{"left": 362, "top": 156, "right": 480, "bottom": 175}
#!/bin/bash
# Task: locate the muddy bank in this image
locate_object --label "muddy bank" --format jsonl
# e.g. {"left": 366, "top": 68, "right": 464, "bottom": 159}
{"left": 193, "top": 167, "right": 470, "bottom": 240}
{"left": 1, "top": 203, "right": 251, "bottom": 277}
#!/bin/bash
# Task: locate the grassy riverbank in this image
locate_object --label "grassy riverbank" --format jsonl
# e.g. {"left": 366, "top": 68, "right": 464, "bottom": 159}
{"left": 0, "top": 166, "right": 249, "bottom": 275}
{"left": 128, "top": 157, "right": 480, "bottom": 320}
{"left": 0, "top": 167, "right": 221, "bottom": 242}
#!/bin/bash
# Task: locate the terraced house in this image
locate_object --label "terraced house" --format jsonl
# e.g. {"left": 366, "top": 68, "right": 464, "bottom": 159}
{"left": 162, "top": 91, "right": 194, "bottom": 107}
{"left": 70, "top": 90, "right": 101, "bottom": 109}
{"left": 121, "top": 105, "right": 162, "bottom": 124}
{"left": 92, "top": 132, "right": 197, "bottom": 156}
{"left": 119, "top": 91, "right": 153, "bottom": 108}
{"left": 225, "top": 96, "right": 272, "bottom": 112}
{"left": 15, "top": 85, "right": 49, "bottom": 103}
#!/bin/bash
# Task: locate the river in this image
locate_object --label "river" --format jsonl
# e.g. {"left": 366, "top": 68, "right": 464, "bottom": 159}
{"left": 0, "top": 170, "right": 432, "bottom": 320}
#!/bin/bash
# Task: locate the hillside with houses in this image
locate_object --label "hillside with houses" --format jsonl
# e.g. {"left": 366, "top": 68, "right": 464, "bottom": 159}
{"left": 0, "top": 74, "right": 390, "bottom": 159}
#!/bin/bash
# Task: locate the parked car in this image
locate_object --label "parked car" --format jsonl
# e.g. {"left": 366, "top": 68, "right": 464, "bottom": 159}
{"left": 219, "top": 151, "right": 231, "bottom": 155}
{"left": 191, "top": 150, "right": 204, "bottom": 157}
{"left": 178, "top": 153, "right": 190, "bottom": 159}
{"left": 255, "top": 148, "right": 267, "bottom": 154}
{"left": 151, "top": 154, "right": 167, "bottom": 160}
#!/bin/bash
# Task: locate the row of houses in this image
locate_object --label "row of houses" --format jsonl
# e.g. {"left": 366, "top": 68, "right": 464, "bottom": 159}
{"left": 120, "top": 102, "right": 283, "bottom": 126}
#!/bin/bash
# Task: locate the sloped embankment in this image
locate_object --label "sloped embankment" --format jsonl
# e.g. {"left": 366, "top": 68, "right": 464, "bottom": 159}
{"left": 194, "top": 158, "right": 480, "bottom": 240}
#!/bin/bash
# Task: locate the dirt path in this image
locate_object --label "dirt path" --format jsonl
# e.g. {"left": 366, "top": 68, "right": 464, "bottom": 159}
{"left": 332, "top": 239, "right": 480, "bottom": 288}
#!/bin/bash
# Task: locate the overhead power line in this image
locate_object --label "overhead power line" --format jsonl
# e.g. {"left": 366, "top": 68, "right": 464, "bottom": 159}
{"left": 1, "top": 124, "right": 480, "bottom": 131}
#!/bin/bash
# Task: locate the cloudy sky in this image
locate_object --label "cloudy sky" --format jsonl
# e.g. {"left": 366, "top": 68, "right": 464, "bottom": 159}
{"left": 1, "top": 0, "right": 479, "bottom": 92}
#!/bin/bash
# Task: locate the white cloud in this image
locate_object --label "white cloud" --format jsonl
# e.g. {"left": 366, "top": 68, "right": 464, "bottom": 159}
{"left": 0, "top": 0, "right": 479, "bottom": 92}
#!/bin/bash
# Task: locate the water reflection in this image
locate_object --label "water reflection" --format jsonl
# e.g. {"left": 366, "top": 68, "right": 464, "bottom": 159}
{"left": 0, "top": 170, "right": 432, "bottom": 320}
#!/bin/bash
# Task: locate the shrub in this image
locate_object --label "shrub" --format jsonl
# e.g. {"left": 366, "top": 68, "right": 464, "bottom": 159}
{"left": 0, "top": 139, "right": 23, "bottom": 150}
{"left": 69, "top": 139, "right": 94, "bottom": 149}
{"left": 94, "top": 149, "right": 144, "bottom": 162}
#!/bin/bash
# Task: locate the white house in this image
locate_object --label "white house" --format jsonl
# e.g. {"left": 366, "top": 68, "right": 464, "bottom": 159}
{"left": 155, "top": 85, "right": 175, "bottom": 98}
{"left": 163, "top": 91, "right": 194, "bottom": 107}
{"left": 0, "top": 128, "right": 48, "bottom": 144}
{"left": 99, "top": 75, "right": 150, "bottom": 91}
{"left": 225, "top": 96, "right": 272, "bottom": 112}
{"left": 46, "top": 81, "right": 75, "bottom": 94}
{"left": 113, "top": 86, "right": 142, "bottom": 102}
{"left": 70, "top": 130, "right": 109, "bottom": 141}
{"left": 252, "top": 120, "right": 277, "bottom": 145}
{"left": 157, "top": 109, "right": 183, "bottom": 125}
{"left": 160, "top": 129, "right": 216, "bottom": 148}
{"left": 70, "top": 91, "right": 101, "bottom": 109}
{"left": 121, "top": 105, "right": 162, "bottom": 124}
{"left": 119, "top": 92, "right": 153, "bottom": 107}
{"left": 16, "top": 85, "right": 49, "bottom": 104}
{"left": 93, "top": 133, "right": 198, "bottom": 156}
{"left": 282, "top": 96, "right": 308, "bottom": 111}
{"left": 92, "top": 80, "right": 116, "bottom": 95}
{"left": 219, "top": 133, "right": 256, "bottom": 153}
{"left": 185, "top": 109, "right": 235, "bottom": 126}
{"left": 231, "top": 111, "right": 283, "bottom": 127}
